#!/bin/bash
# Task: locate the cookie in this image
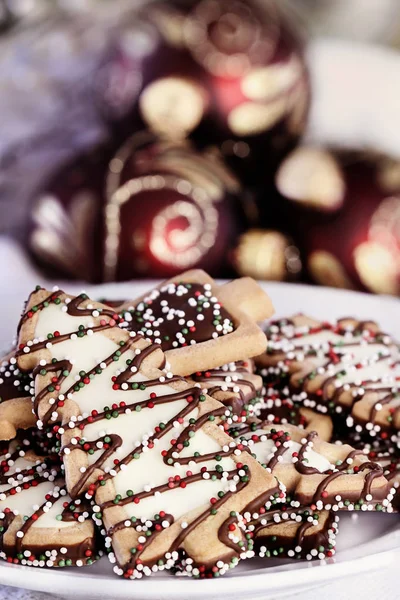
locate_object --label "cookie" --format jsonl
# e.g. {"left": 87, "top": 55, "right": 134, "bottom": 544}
{"left": 258, "top": 389, "right": 333, "bottom": 441}
{"left": 16, "top": 287, "right": 284, "bottom": 579}
{"left": 190, "top": 360, "right": 263, "bottom": 416}
{"left": 0, "top": 434, "right": 99, "bottom": 568}
{"left": 257, "top": 315, "right": 400, "bottom": 442}
{"left": 0, "top": 353, "right": 35, "bottom": 441}
{"left": 118, "top": 270, "right": 274, "bottom": 375}
{"left": 229, "top": 422, "right": 395, "bottom": 512}
{"left": 248, "top": 507, "right": 338, "bottom": 561}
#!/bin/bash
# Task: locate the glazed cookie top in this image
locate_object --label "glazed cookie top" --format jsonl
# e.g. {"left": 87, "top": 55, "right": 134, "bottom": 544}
{"left": 230, "top": 425, "right": 335, "bottom": 474}
{"left": 115, "top": 269, "right": 273, "bottom": 376}
{"left": 262, "top": 315, "right": 394, "bottom": 372}
{"left": 230, "top": 422, "right": 394, "bottom": 512}
{"left": 258, "top": 315, "right": 400, "bottom": 437}
{"left": 121, "top": 282, "right": 235, "bottom": 351}
{"left": 0, "top": 435, "right": 97, "bottom": 567}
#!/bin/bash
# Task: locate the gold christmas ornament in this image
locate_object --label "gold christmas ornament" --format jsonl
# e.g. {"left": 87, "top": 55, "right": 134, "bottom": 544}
{"left": 233, "top": 229, "right": 301, "bottom": 281}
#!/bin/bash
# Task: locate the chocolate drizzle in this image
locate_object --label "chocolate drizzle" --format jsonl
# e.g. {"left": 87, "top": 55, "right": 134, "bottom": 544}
{"left": 295, "top": 432, "right": 321, "bottom": 475}
{"left": 249, "top": 507, "right": 338, "bottom": 559}
{"left": 230, "top": 424, "right": 390, "bottom": 508}
{"left": 17, "top": 291, "right": 123, "bottom": 360}
{"left": 0, "top": 436, "right": 97, "bottom": 566}
{"left": 192, "top": 361, "right": 260, "bottom": 415}
{"left": 19, "top": 290, "right": 63, "bottom": 326}
{"left": 15, "top": 484, "right": 90, "bottom": 555}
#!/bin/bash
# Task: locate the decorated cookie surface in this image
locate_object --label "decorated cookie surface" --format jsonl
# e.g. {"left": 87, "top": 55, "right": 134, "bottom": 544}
{"left": 191, "top": 360, "right": 263, "bottom": 416}
{"left": 257, "top": 315, "right": 400, "bottom": 442}
{"left": 121, "top": 282, "right": 235, "bottom": 350}
{"left": 230, "top": 422, "right": 395, "bottom": 512}
{"left": 117, "top": 269, "right": 273, "bottom": 375}
{"left": 249, "top": 507, "right": 338, "bottom": 561}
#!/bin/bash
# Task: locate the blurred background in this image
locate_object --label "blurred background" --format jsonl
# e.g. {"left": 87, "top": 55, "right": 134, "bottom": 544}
{"left": 1, "top": 0, "right": 400, "bottom": 294}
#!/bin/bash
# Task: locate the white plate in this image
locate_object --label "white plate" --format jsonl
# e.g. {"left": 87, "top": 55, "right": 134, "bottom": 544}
{"left": 0, "top": 281, "right": 399, "bottom": 600}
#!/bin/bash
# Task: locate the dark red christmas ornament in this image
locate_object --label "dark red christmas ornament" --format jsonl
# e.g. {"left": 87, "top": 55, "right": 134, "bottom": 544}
{"left": 29, "top": 133, "right": 249, "bottom": 281}
{"left": 121, "top": 0, "right": 310, "bottom": 183}
{"left": 277, "top": 147, "right": 400, "bottom": 295}
{"left": 29, "top": 145, "right": 111, "bottom": 281}
{"left": 103, "top": 132, "right": 248, "bottom": 281}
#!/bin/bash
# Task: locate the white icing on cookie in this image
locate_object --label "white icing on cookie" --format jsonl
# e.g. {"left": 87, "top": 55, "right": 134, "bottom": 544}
{"left": 0, "top": 455, "right": 76, "bottom": 529}
{"left": 239, "top": 430, "right": 333, "bottom": 473}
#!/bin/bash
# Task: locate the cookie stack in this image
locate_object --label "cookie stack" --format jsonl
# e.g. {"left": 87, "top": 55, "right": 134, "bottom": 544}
{"left": 0, "top": 272, "right": 397, "bottom": 579}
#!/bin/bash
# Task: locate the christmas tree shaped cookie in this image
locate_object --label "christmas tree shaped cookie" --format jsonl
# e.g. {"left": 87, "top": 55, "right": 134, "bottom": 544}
{"left": 16, "top": 287, "right": 283, "bottom": 578}
{"left": 0, "top": 434, "right": 98, "bottom": 567}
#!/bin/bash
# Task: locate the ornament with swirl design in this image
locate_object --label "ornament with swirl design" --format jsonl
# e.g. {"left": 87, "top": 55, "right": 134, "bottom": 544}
{"left": 29, "top": 133, "right": 250, "bottom": 282}
{"left": 104, "top": 132, "right": 249, "bottom": 281}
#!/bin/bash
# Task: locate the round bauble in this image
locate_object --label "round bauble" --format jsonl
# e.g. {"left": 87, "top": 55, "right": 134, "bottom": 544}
{"left": 123, "top": 0, "right": 310, "bottom": 183}
{"left": 104, "top": 132, "right": 249, "bottom": 280}
{"left": 277, "top": 146, "right": 400, "bottom": 295}
{"left": 29, "top": 133, "right": 250, "bottom": 281}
